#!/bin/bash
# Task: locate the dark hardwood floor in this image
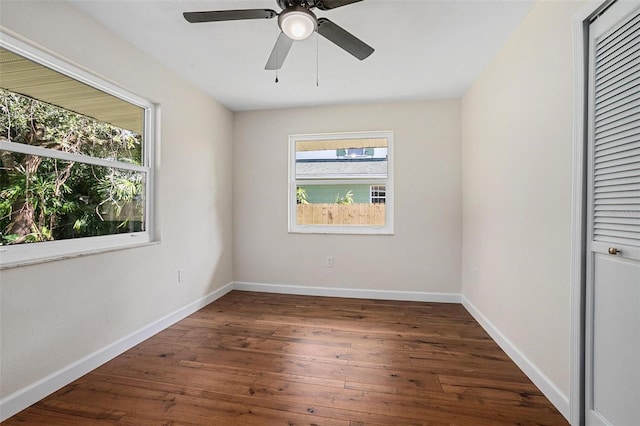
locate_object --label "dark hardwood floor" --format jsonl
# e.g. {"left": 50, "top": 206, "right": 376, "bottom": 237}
{"left": 3, "top": 291, "right": 569, "bottom": 425}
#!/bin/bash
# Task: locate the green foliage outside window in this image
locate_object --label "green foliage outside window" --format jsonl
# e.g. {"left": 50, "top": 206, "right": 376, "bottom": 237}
{"left": 335, "top": 190, "right": 354, "bottom": 204}
{"left": 0, "top": 89, "right": 145, "bottom": 245}
{"left": 296, "top": 187, "right": 309, "bottom": 204}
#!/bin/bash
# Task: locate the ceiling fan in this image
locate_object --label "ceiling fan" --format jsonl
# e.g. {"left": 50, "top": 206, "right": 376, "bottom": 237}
{"left": 183, "top": 0, "right": 374, "bottom": 71}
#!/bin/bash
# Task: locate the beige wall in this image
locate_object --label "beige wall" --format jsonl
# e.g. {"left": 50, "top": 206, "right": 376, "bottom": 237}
{"left": 233, "top": 101, "right": 462, "bottom": 294}
{"left": 0, "top": 1, "right": 233, "bottom": 398}
{"left": 461, "top": 0, "right": 586, "bottom": 402}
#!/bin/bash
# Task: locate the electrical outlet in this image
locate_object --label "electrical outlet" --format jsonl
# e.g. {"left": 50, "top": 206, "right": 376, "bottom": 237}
{"left": 178, "top": 269, "right": 185, "bottom": 283}
{"left": 326, "top": 256, "right": 334, "bottom": 268}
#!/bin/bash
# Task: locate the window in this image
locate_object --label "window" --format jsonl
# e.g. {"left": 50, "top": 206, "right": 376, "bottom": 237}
{"left": 337, "top": 147, "right": 374, "bottom": 158}
{"left": 0, "top": 35, "right": 155, "bottom": 267}
{"left": 370, "top": 185, "right": 386, "bottom": 204}
{"left": 289, "top": 131, "right": 393, "bottom": 235}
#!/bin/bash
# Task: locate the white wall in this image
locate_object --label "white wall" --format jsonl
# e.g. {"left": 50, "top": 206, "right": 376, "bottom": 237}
{"left": 0, "top": 0, "right": 233, "bottom": 403}
{"left": 461, "top": 0, "right": 586, "bottom": 414}
{"left": 233, "top": 101, "right": 461, "bottom": 296}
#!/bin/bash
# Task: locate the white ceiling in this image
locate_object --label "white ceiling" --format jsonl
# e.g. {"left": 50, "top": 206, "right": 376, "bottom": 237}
{"left": 69, "top": 0, "right": 535, "bottom": 112}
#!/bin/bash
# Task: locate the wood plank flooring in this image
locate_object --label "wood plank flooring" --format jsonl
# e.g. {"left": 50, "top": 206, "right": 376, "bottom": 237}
{"left": 3, "top": 291, "right": 569, "bottom": 425}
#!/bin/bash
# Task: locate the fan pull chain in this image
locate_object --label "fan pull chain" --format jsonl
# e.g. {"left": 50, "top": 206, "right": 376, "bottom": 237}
{"left": 316, "top": 31, "right": 319, "bottom": 87}
{"left": 275, "top": 26, "right": 280, "bottom": 84}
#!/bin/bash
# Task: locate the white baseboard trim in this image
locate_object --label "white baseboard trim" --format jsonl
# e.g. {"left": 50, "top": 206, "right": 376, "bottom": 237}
{"left": 233, "top": 281, "right": 462, "bottom": 303}
{"left": 0, "top": 282, "right": 234, "bottom": 422}
{"left": 461, "top": 296, "right": 570, "bottom": 422}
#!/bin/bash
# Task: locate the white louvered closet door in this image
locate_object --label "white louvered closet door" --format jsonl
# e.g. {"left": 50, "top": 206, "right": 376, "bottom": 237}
{"left": 586, "top": 1, "right": 640, "bottom": 425}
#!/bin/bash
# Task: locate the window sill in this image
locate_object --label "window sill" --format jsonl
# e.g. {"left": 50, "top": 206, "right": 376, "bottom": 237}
{"left": 0, "top": 240, "right": 160, "bottom": 271}
{"left": 289, "top": 226, "right": 394, "bottom": 235}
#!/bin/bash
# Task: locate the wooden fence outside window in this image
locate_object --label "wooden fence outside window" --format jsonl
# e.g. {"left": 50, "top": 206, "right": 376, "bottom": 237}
{"left": 296, "top": 203, "right": 385, "bottom": 226}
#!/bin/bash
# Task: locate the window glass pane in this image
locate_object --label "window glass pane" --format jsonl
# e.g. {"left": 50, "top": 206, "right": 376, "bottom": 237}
{"left": 296, "top": 183, "right": 385, "bottom": 226}
{"left": 0, "top": 47, "right": 144, "bottom": 164}
{"left": 1, "top": 89, "right": 143, "bottom": 164}
{"left": 0, "top": 152, "right": 145, "bottom": 245}
{"left": 295, "top": 138, "right": 387, "bottom": 180}
{"left": 291, "top": 132, "right": 392, "bottom": 233}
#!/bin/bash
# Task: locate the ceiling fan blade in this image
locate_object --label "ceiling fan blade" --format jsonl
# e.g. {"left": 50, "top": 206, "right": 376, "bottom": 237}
{"left": 317, "top": 18, "right": 374, "bottom": 60}
{"left": 316, "top": 0, "right": 363, "bottom": 11}
{"left": 265, "top": 32, "right": 295, "bottom": 70}
{"left": 183, "top": 9, "right": 277, "bottom": 23}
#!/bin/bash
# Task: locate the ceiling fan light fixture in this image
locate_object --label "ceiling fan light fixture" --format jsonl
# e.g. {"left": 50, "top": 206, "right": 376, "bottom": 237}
{"left": 279, "top": 8, "right": 317, "bottom": 40}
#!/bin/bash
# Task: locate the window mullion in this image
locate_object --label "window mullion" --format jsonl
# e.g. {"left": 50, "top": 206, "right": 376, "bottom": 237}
{"left": 296, "top": 178, "right": 387, "bottom": 186}
{"left": 0, "top": 140, "right": 148, "bottom": 172}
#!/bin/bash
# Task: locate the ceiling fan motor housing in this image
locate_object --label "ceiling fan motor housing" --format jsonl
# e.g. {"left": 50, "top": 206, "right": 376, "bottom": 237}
{"left": 277, "top": 0, "right": 317, "bottom": 10}
{"left": 278, "top": 5, "right": 318, "bottom": 40}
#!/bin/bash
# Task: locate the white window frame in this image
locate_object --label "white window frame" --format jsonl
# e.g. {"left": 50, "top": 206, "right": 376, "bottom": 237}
{"left": 288, "top": 131, "right": 394, "bottom": 235}
{"left": 0, "top": 32, "right": 157, "bottom": 268}
{"left": 370, "top": 185, "right": 386, "bottom": 204}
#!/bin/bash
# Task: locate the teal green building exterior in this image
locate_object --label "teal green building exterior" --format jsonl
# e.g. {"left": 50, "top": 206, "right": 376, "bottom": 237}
{"left": 299, "top": 184, "right": 372, "bottom": 204}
